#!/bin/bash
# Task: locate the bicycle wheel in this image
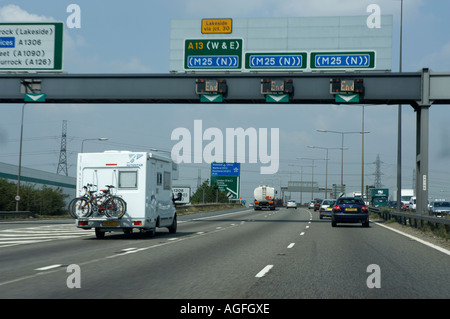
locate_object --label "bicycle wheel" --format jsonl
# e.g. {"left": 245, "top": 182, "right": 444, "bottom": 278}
{"left": 67, "top": 198, "right": 79, "bottom": 218}
{"left": 104, "top": 197, "right": 126, "bottom": 219}
{"left": 71, "top": 198, "right": 92, "bottom": 218}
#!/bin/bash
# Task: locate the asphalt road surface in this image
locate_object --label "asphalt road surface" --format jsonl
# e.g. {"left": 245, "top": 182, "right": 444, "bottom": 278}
{"left": 0, "top": 207, "right": 448, "bottom": 300}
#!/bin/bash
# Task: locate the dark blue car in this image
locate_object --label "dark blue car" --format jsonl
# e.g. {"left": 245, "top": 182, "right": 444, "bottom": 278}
{"left": 331, "top": 197, "right": 369, "bottom": 227}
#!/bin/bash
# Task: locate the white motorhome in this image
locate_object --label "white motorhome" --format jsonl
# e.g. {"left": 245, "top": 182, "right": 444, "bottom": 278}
{"left": 75, "top": 150, "right": 179, "bottom": 238}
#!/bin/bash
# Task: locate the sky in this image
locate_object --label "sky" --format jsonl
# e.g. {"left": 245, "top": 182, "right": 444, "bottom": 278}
{"left": 0, "top": 0, "right": 450, "bottom": 203}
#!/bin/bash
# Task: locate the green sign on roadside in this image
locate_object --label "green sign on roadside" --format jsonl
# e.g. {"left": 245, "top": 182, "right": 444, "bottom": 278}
{"left": 310, "top": 51, "right": 375, "bottom": 69}
{"left": 245, "top": 52, "right": 307, "bottom": 70}
{"left": 184, "top": 39, "right": 243, "bottom": 70}
{"left": 0, "top": 23, "right": 63, "bottom": 71}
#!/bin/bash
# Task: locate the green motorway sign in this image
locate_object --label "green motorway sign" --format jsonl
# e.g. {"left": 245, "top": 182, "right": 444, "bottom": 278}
{"left": 0, "top": 23, "right": 63, "bottom": 71}
{"left": 245, "top": 52, "right": 307, "bottom": 70}
{"left": 210, "top": 163, "right": 240, "bottom": 200}
{"left": 184, "top": 39, "right": 243, "bottom": 70}
{"left": 311, "top": 51, "right": 375, "bottom": 69}
{"left": 211, "top": 176, "right": 240, "bottom": 200}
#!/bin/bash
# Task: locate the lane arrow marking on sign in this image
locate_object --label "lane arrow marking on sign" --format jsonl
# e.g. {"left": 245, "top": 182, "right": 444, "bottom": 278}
{"left": 24, "top": 93, "right": 46, "bottom": 102}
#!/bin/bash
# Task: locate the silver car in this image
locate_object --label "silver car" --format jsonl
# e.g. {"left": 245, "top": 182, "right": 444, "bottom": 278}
{"left": 319, "top": 199, "right": 335, "bottom": 219}
{"left": 287, "top": 200, "right": 297, "bottom": 209}
{"left": 429, "top": 201, "right": 450, "bottom": 217}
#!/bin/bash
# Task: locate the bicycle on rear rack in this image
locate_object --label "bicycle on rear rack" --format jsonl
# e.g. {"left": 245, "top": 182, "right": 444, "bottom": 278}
{"left": 68, "top": 183, "right": 97, "bottom": 218}
{"left": 68, "top": 184, "right": 127, "bottom": 219}
{"left": 100, "top": 185, "right": 127, "bottom": 218}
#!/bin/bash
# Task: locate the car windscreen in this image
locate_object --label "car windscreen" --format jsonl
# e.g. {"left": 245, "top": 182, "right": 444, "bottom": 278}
{"left": 434, "top": 202, "right": 450, "bottom": 207}
{"left": 337, "top": 198, "right": 364, "bottom": 205}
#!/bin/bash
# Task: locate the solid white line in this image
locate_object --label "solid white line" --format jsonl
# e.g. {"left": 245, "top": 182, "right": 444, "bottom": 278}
{"left": 373, "top": 221, "right": 450, "bottom": 256}
{"left": 287, "top": 243, "right": 295, "bottom": 248}
{"left": 255, "top": 265, "right": 273, "bottom": 278}
{"left": 35, "top": 264, "right": 63, "bottom": 271}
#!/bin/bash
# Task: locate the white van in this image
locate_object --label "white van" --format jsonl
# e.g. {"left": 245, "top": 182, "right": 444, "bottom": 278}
{"left": 409, "top": 196, "right": 416, "bottom": 211}
{"left": 75, "top": 151, "right": 179, "bottom": 238}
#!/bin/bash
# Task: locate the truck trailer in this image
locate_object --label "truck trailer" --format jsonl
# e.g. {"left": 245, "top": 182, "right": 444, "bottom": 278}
{"left": 75, "top": 150, "right": 179, "bottom": 238}
{"left": 254, "top": 185, "right": 276, "bottom": 210}
{"left": 391, "top": 189, "right": 414, "bottom": 209}
{"left": 370, "top": 188, "right": 389, "bottom": 207}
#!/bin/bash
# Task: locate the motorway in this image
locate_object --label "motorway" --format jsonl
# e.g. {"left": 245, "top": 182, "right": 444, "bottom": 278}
{"left": 0, "top": 207, "right": 449, "bottom": 300}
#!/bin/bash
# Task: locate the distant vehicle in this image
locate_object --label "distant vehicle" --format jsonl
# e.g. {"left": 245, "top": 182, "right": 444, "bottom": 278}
{"left": 429, "top": 200, "right": 450, "bottom": 217}
{"left": 308, "top": 200, "right": 315, "bottom": 209}
{"left": 409, "top": 196, "right": 416, "bottom": 211}
{"left": 370, "top": 188, "right": 389, "bottom": 207}
{"left": 314, "top": 199, "right": 322, "bottom": 211}
{"left": 319, "top": 199, "right": 335, "bottom": 219}
{"left": 392, "top": 189, "right": 414, "bottom": 209}
{"left": 286, "top": 200, "right": 297, "bottom": 209}
{"left": 388, "top": 201, "right": 397, "bottom": 209}
{"left": 254, "top": 185, "right": 276, "bottom": 210}
{"left": 331, "top": 197, "right": 369, "bottom": 227}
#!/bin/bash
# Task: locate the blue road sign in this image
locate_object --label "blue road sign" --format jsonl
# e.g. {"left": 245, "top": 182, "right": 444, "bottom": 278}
{"left": 0, "top": 37, "right": 15, "bottom": 48}
{"left": 211, "top": 163, "right": 240, "bottom": 177}
{"left": 187, "top": 55, "right": 239, "bottom": 69}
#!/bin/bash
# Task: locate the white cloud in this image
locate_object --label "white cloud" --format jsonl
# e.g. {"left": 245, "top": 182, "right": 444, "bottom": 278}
{"left": 0, "top": 5, "right": 153, "bottom": 74}
{"left": 0, "top": 4, "right": 55, "bottom": 22}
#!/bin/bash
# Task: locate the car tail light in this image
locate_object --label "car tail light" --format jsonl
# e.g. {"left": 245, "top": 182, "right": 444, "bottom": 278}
{"left": 361, "top": 206, "right": 368, "bottom": 212}
{"left": 333, "top": 205, "right": 341, "bottom": 211}
{"left": 78, "top": 220, "right": 88, "bottom": 226}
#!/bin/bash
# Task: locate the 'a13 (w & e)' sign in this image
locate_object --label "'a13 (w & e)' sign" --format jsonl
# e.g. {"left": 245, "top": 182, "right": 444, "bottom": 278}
{"left": 184, "top": 38, "right": 242, "bottom": 70}
{"left": 0, "top": 23, "right": 63, "bottom": 71}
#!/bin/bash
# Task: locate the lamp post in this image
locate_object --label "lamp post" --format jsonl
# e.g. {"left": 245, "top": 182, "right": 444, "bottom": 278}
{"left": 81, "top": 138, "right": 108, "bottom": 153}
{"left": 289, "top": 164, "right": 313, "bottom": 204}
{"left": 307, "top": 145, "right": 343, "bottom": 199}
{"left": 397, "top": 0, "right": 404, "bottom": 213}
{"left": 150, "top": 148, "right": 171, "bottom": 154}
{"left": 317, "top": 130, "right": 369, "bottom": 195}
{"left": 297, "top": 157, "right": 326, "bottom": 200}
{"left": 15, "top": 103, "right": 26, "bottom": 211}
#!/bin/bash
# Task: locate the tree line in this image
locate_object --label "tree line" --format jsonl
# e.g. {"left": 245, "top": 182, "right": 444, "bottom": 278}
{"left": 0, "top": 178, "right": 69, "bottom": 215}
{"left": 190, "top": 180, "right": 230, "bottom": 204}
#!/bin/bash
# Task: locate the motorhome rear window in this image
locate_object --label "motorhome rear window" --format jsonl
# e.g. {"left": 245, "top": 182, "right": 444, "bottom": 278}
{"left": 157, "top": 172, "right": 162, "bottom": 186}
{"left": 119, "top": 171, "right": 138, "bottom": 189}
{"left": 164, "top": 171, "right": 171, "bottom": 190}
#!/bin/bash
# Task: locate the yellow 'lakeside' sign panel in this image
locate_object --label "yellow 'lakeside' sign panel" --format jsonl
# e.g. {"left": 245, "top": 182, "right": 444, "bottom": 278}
{"left": 201, "top": 19, "right": 232, "bottom": 34}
